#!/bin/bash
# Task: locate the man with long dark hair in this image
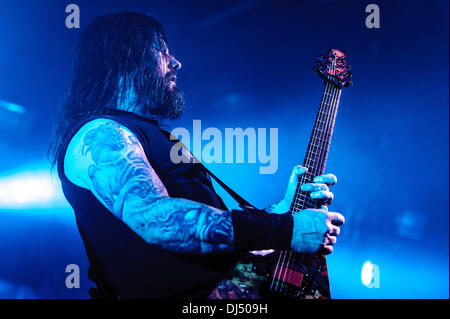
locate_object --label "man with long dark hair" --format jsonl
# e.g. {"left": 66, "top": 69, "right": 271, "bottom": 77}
{"left": 50, "top": 12, "right": 344, "bottom": 298}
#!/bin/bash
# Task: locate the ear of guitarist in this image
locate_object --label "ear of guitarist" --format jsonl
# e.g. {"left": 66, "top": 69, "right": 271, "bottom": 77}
{"left": 51, "top": 13, "right": 345, "bottom": 299}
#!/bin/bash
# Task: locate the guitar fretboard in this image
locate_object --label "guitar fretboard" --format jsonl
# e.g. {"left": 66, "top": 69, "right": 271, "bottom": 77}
{"left": 291, "top": 78, "right": 342, "bottom": 213}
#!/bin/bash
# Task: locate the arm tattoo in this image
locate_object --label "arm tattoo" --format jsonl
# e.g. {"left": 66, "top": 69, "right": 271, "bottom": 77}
{"left": 81, "top": 120, "right": 234, "bottom": 253}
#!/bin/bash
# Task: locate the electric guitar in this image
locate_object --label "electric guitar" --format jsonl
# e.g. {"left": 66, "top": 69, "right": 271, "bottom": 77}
{"left": 209, "top": 49, "right": 352, "bottom": 299}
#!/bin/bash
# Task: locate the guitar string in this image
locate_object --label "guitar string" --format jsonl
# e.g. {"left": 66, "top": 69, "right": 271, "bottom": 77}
{"left": 298, "top": 61, "right": 344, "bottom": 296}
{"left": 269, "top": 54, "right": 346, "bottom": 296}
{"left": 280, "top": 58, "right": 342, "bottom": 296}
{"left": 291, "top": 82, "right": 339, "bottom": 297}
{"left": 294, "top": 80, "right": 334, "bottom": 208}
{"left": 291, "top": 79, "right": 334, "bottom": 211}
{"left": 293, "top": 74, "right": 340, "bottom": 212}
{"left": 272, "top": 77, "right": 335, "bottom": 295}
{"left": 292, "top": 61, "right": 338, "bottom": 210}
{"left": 285, "top": 80, "right": 337, "bottom": 295}
{"left": 268, "top": 80, "right": 333, "bottom": 293}
{"left": 292, "top": 78, "right": 335, "bottom": 231}
{"left": 297, "top": 80, "right": 342, "bottom": 296}
{"left": 272, "top": 75, "right": 335, "bottom": 294}
{"left": 278, "top": 80, "right": 335, "bottom": 295}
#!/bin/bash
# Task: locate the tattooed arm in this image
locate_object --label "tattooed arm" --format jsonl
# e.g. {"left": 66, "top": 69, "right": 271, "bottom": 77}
{"left": 64, "top": 118, "right": 233, "bottom": 254}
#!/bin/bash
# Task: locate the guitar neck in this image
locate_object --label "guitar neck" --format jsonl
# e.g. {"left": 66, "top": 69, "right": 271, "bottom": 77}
{"left": 266, "top": 49, "right": 350, "bottom": 300}
{"left": 290, "top": 79, "right": 342, "bottom": 213}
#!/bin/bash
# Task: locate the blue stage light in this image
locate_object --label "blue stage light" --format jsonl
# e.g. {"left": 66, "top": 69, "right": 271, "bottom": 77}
{"left": 0, "top": 99, "right": 26, "bottom": 114}
{"left": 0, "top": 170, "right": 66, "bottom": 209}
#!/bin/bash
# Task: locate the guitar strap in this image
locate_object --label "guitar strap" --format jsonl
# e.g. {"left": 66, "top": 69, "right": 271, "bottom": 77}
{"left": 199, "top": 163, "right": 258, "bottom": 212}
{"left": 165, "top": 129, "right": 258, "bottom": 212}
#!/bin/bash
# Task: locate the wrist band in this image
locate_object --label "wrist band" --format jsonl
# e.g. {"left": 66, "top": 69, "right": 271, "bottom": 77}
{"left": 231, "top": 208, "right": 293, "bottom": 251}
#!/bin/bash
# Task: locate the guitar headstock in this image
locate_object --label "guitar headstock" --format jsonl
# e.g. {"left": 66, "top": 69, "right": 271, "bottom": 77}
{"left": 313, "top": 48, "right": 352, "bottom": 88}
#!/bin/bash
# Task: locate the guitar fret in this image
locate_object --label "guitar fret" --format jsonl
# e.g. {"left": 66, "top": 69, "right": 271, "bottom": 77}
{"left": 309, "top": 143, "right": 329, "bottom": 151}
{"left": 306, "top": 149, "right": 327, "bottom": 159}
{"left": 311, "top": 136, "right": 329, "bottom": 143}
{"left": 305, "top": 150, "right": 322, "bottom": 157}
{"left": 304, "top": 160, "right": 323, "bottom": 170}
{"left": 312, "top": 128, "right": 333, "bottom": 136}
{"left": 309, "top": 141, "right": 329, "bottom": 149}
{"left": 307, "top": 147, "right": 328, "bottom": 157}
{"left": 311, "top": 134, "right": 331, "bottom": 142}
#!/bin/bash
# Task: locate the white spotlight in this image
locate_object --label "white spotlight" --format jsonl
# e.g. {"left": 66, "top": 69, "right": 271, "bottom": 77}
{"left": 361, "top": 260, "right": 380, "bottom": 288}
{"left": 0, "top": 170, "right": 65, "bottom": 209}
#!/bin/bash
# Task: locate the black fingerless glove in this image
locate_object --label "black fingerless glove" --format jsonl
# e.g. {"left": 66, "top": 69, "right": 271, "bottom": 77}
{"left": 231, "top": 208, "right": 293, "bottom": 251}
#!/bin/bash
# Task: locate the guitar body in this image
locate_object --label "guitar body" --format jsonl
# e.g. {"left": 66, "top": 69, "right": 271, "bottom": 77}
{"left": 209, "top": 49, "right": 352, "bottom": 300}
{"left": 209, "top": 252, "right": 330, "bottom": 299}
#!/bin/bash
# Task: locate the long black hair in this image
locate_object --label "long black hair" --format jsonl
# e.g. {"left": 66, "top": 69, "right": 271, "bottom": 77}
{"left": 49, "top": 12, "right": 175, "bottom": 166}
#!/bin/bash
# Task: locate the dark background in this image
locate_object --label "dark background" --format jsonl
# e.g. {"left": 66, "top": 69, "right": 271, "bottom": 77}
{"left": 0, "top": 0, "right": 448, "bottom": 298}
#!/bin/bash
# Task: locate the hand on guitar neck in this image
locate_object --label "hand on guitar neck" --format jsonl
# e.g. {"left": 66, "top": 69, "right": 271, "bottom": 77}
{"left": 266, "top": 165, "right": 345, "bottom": 255}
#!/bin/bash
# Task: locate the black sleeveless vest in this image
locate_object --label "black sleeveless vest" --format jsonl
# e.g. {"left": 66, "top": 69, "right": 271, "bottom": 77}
{"left": 57, "top": 110, "right": 239, "bottom": 298}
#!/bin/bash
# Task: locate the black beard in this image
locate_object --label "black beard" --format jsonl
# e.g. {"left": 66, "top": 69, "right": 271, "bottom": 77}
{"left": 147, "top": 72, "right": 185, "bottom": 119}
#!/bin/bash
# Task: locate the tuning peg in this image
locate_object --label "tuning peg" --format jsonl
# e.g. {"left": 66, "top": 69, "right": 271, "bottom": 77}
{"left": 346, "top": 65, "right": 351, "bottom": 69}
{"left": 312, "top": 66, "right": 319, "bottom": 72}
{"left": 319, "top": 54, "right": 326, "bottom": 59}
{"left": 315, "top": 61, "right": 322, "bottom": 66}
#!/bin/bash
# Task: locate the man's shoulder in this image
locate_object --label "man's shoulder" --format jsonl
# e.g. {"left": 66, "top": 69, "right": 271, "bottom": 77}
{"left": 64, "top": 117, "right": 136, "bottom": 187}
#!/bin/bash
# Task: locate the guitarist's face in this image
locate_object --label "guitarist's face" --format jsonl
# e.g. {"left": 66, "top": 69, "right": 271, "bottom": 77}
{"left": 143, "top": 39, "right": 185, "bottom": 119}
{"left": 154, "top": 40, "right": 182, "bottom": 90}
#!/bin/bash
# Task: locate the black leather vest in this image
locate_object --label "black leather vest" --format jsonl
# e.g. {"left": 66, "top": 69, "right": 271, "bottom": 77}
{"left": 57, "top": 110, "right": 238, "bottom": 298}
